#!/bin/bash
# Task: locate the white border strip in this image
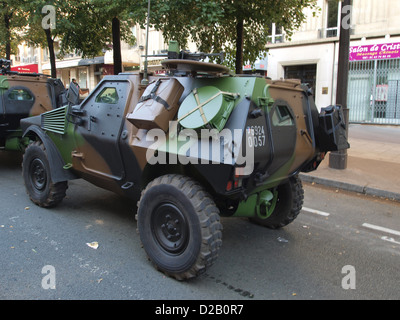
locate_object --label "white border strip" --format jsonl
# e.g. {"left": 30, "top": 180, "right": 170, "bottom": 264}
{"left": 302, "top": 207, "right": 330, "bottom": 217}
{"left": 362, "top": 223, "right": 400, "bottom": 237}
{"left": 381, "top": 236, "right": 400, "bottom": 245}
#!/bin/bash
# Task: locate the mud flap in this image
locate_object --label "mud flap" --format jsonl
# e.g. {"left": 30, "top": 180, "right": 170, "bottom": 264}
{"left": 232, "top": 189, "right": 277, "bottom": 219}
{"left": 317, "top": 105, "right": 350, "bottom": 152}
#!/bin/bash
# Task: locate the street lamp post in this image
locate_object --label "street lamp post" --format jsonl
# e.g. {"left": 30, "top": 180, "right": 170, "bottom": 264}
{"left": 329, "top": 0, "right": 351, "bottom": 169}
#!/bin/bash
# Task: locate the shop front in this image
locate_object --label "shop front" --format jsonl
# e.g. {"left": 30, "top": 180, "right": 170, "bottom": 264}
{"left": 348, "top": 41, "right": 400, "bottom": 125}
{"left": 43, "top": 56, "right": 115, "bottom": 94}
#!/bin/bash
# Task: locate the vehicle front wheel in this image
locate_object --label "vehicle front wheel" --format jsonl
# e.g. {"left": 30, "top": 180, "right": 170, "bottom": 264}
{"left": 22, "top": 141, "right": 67, "bottom": 208}
{"left": 137, "top": 174, "right": 222, "bottom": 280}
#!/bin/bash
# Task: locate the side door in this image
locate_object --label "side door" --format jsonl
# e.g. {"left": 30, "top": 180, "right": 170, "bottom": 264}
{"left": 266, "top": 99, "right": 297, "bottom": 175}
{"left": 72, "top": 80, "right": 131, "bottom": 181}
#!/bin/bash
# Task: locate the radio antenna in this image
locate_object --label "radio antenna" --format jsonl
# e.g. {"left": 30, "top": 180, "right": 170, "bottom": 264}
{"left": 141, "top": 0, "right": 151, "bottom": 85}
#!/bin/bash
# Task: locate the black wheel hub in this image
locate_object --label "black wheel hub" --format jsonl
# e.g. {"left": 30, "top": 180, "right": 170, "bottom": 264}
{"left": 30, "top": 158, "right": 47, "bottom": 191}
{"left": 151, "top": 203, "right": 189, "bottom": 254}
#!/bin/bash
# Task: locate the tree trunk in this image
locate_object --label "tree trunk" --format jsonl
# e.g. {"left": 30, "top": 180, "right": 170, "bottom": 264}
{"left": 4, "top": 12, "right": 11, "bottom": 60}
{"left": 112, "top": 17, "right": 122, "bottom": 75}
{"left": 235, "top": 19, "right": 244, "bottom": 75}
{"left": 44, "top": 28, "right": 56, "bottom": 78}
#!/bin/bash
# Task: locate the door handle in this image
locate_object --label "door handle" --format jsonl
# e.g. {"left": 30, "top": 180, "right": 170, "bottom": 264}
{"left": 300, "top": 129, "right": 313, "bottom": 145}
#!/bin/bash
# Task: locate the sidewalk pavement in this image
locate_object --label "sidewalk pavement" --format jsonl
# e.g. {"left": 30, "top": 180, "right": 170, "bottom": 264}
{"left": 300, "top": 124, "right": 400, "bottom": 202}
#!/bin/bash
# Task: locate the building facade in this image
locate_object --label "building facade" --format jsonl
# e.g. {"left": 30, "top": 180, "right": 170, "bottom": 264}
{"left": 266, "top": 0, "right": 400, "bottom": 125}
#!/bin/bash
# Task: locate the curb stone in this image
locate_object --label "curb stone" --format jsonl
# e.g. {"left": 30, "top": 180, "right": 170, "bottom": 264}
{"left": 299, "top": 174, "right": 400, "bottom": 203}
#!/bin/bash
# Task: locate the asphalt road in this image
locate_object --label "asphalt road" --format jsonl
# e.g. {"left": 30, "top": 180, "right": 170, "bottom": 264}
{"left": 1, "top": 151, "right": 399, "bottom": 301}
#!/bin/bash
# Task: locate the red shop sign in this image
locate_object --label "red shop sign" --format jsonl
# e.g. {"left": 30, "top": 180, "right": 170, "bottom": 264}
{"left": 11, "top": 64, "right": 39, "bottom": 74}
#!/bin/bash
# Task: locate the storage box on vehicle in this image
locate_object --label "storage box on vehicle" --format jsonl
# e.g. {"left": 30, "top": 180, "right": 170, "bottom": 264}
{"left": 127, "top": 78, "right": 184, "bottom": 132}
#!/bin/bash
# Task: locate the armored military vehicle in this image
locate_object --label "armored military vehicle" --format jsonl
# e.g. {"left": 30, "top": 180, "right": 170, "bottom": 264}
{"left": 20, "top": 44, "right": 349, "bottom": 280}
{"left": 0, "top": 59, "right": 67, "bottom": 151}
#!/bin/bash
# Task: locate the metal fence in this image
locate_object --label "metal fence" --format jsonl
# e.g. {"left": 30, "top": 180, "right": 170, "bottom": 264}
{"left": 348, "top": 58, "right": 400, "bottom": 125}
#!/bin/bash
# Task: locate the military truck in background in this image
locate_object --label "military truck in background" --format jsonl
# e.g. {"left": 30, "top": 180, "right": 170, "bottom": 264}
{"left": 0, "top": 59, "right": 67, "bottom": 151}
{"left": 20, "top": 43, "right": 349, "bottom": 280}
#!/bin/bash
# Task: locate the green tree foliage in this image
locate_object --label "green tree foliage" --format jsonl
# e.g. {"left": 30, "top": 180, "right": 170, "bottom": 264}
{"left": 0, "top": 0, "right": 26, "bottom": 59}
{"left": 90, "top": 0, "right": 137, "bottom": 74}
{"left": 23, "top": 1, "right": 75, "bottom": 77}
{"left": 135, "top": 0, "right": 318, "bottom": 74}
{"left": 59, "top": 1, "right": 113, "bottom": 59}
{"left": 23, "top": 0, "right": 137, "bottom": 76}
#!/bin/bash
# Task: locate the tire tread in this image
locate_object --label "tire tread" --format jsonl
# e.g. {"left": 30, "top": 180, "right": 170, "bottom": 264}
{"left": 137, "top": 174, "right": 222, "bottom": 280}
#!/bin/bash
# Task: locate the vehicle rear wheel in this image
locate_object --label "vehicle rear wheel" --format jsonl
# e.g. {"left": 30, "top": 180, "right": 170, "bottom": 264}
{"left": 249, "top": 175, "right": 304, "bottom": 229}
{"left": 137, "top": 174, "right": 222, "bottom": 280}
{"left": 22, "top": 141, "right": 67, "bottom": 208}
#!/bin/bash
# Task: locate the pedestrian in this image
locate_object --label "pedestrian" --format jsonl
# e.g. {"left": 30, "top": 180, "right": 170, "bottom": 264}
{"left": 72, "top": 78, "right": 89, "bottom": 95}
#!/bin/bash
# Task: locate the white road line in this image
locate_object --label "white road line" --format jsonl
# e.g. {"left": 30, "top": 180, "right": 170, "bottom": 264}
{"left": 381, "top": 236, "right": 400, "bottom": 245}
{"left": 362, "top": 223, "right": 400, "bottom": 237}
{"left": 302, "top": 207, "right": 330, "bottom": 217}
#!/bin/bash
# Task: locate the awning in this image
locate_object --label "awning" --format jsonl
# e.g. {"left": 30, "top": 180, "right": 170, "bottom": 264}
{"left": 42, "top": 57, "right": 104, "bottom": 70}
{"left": 42, "top": 59, "right": 80, "bottom": 70}
{"left": 78, "top": 56, "right": 105, "bottom": 66}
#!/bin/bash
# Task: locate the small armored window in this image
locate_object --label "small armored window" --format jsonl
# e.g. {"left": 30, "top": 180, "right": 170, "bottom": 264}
{"left": 95, "top": 87, "right": 119, "bottom": 104}
{"left": 272, "top": 104, "right": 294, "bottom": 126}
{"left": 8, "top": 89, "right": 34, "bottom": 101}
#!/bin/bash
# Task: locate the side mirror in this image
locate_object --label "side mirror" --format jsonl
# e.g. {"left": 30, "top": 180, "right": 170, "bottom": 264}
{"left": 66, "top": 82, "right": 80, "bottom": 105}
{"left": 67, "top": 105, "right": 85, "bottom": 126}
{"left": 71, "top": 105, "right": 85, "bottom": 116}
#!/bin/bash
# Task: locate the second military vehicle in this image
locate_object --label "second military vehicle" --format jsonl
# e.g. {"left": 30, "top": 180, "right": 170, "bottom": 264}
{"left": 20, "top": 44, "right": 349, "bottom": 280}
{"left": 0, "top": 59, "right": 68, "bottom": 152}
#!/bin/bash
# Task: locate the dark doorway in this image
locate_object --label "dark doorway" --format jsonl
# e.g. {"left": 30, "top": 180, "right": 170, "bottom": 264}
{"left": 284, "top": 64, "right": 317, "bottom": 98}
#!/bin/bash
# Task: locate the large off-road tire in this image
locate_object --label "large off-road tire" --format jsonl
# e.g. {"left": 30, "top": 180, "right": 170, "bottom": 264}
{"left": 137, "top": 174, "right": 222, "bottom": 280}
{"left": 22, "top": 141, "right": 68, "bottom": 208}
{"left": 250, "top": 175, "right": 304, "bottom": 229}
